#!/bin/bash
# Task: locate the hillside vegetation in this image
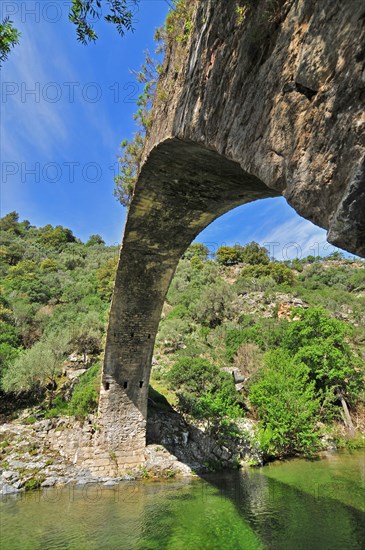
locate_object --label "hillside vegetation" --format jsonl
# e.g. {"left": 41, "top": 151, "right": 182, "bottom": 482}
{"left": 1, "top": 212, "right": 364, "bottom": 461}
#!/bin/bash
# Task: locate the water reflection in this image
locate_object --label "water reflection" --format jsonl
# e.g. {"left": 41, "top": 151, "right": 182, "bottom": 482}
{"left": 1, "top": 451, "right": 364, "bottom": 550}
{"left": 204, "top": 450, "right": 365, "bottom": 549}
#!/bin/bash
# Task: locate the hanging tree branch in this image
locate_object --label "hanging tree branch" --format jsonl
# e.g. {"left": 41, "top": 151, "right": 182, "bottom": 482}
{"left": 69, "top": 0, "right": 139, "bottom": 45}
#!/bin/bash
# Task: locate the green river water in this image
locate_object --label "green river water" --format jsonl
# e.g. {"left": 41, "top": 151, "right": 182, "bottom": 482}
{"left": 1, "top": 450, "right": 364, "bottom": 550}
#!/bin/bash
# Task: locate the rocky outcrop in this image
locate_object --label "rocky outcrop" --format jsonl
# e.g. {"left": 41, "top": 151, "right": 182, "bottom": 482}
{"left": 0, "top": 410, "right": 261, "bottom": 493}
{"left": 99, "top": 0, "right": 365, "bottom": 470}
{"left": 147, "top": 406, "right": 262, "bottom": 471}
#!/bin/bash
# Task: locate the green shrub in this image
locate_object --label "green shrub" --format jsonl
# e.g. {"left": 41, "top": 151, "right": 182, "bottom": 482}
{"left": 165, "top": 304, "right": 190, "bottom": 320}
{"left": 23, "top": 416, "right": 37, "bottom": 425}
{"left": 225, "top": 319, "right": 287, "bottom": 359}
{"left": 69, "top": 363, "right": 101, "bottom": 418}
{"left": 23, "top": 476, "right": 45, "bottom": 491}
{"left": 167, "top": 357, "right": 243, "bottom": 435}
{"left": 283, "top": 308, "right": 364, "bottom": 411}
{"left": 44, "top": 395, "right": 70, "bottom": 418}
{"left": 165, "top": 0, "right": 193, "bottom": 44}
{"left": 250, "top": 349, "right": 321, "bottom": 458}
{"left": 239, "top": 263, "right": 295, "bottom": 286}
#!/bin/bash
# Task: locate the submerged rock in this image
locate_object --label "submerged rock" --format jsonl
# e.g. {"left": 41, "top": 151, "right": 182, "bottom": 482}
{"left": 1, "top": 482, "right": 21, "bottom": 496}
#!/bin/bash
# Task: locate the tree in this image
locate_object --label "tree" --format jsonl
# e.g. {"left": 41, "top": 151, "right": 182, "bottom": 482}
{"left": 216, "top": 246, "right": 244, "bottom": 266}
{"left": 167, "top": 357, "right": 242, "bottom": 434}
{"left": 0, "top": 343, "right": 19, "bottom": 378}
{"left": 69, "top": 0, "right": 138, "bottom": 44}
{"left": 250, "top": 349, "right": 320, "bottom": 457}
{"left": 0, "top": 18, "right": 20, "bottom": 67}
{"left": 38, "top": 225, "right": 76, "bottom": 250}
{"left": 283, "top": 308, "right": 364, "bottom": 432}
{"left": 0, "top": 1, "right": 139, "bottom": 66}
{"left": 216, "top": 242, "right": 270, "bottom": 266}
{"left": 70, "top": 313, "right": 103, "bottom": 362}
{"left": 240, "top": 242, "right": 270, "bottom": 265}
{"left": 157, "top": 318, "right": 190, "bottom": 351}
{"left": 2, "top": 332, "right": 70, "bottom": 406}
{"left": 0, "top": 211, "right": 20, "bottom": 233}
{"left": 305, "top": 255, "right": 317, "bottom": 264}
{"left": 96, "top": 256, "right": 118, "bottom": 300}
{"left": 192, "top": 281, "right": 234, "bottom": 328}
{"left": 183, "top": 243, "right": 209, "bottom": 261}
{"left": 327, "top": 250, "right": 344, "bottom": 261}
{"left": 86, "top": 234, "right": 105, "bottom": 246}
{"left": 0, "top": 239, "right": 25, "bottom": 265}
{"left": 0, "top": 321, "right": 19, "bottom": 348}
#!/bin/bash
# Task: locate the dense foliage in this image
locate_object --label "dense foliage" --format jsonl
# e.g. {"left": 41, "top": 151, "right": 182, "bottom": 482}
{"left": 249, "top": 350, "right": 321, "bottom": 456}
{"left": 1, "top": 212, "right": 364, "bottom": 458}
{"left": 154, "top": 243, "right": 365, "bottom": 459}
{"left": 0, "top": 212, "right": 117, "bottom": 417}
{"left": 167, "top": 357, "right": 242, "bottom": 437}
{"left": 217, "top": 243, "right": 270, "bottom": 266}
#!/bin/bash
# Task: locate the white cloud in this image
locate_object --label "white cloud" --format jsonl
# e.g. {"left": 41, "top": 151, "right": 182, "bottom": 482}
{"left": 260, "top": 217, "right": 330, "bottom": 260}
{"left": 196, "top": 197, "right": 341, "bottom": 260}
{"left": 1, "top": 23, "right": 70, "bottom": 158}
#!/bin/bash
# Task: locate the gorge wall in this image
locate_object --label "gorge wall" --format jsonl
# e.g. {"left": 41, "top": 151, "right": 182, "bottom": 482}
{"left": 83, "top": 0, "right": 365, "bottom": 475}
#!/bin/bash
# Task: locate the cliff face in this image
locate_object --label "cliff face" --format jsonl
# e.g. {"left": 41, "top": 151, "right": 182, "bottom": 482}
{"left": 146, "top": 0, "right": 365, "bottom": 256}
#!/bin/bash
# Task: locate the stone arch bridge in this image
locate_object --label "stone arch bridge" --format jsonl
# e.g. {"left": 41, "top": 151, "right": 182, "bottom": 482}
{"left": 84, "top": 0, "right": 364, "bottom": 473}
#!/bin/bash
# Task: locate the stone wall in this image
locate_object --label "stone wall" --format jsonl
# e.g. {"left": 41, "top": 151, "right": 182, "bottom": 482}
{"left": 44, "top": 415, "right": 144, "bottom": 477}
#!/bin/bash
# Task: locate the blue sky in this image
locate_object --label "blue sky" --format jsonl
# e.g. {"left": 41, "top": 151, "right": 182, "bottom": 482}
{"left": 0, "top": 0, "right": 347, "bottom": 260}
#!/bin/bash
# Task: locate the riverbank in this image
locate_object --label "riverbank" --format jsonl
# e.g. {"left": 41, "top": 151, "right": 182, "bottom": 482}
{"left": 0, "top": 409, "right": 263, "bottom": 495}
{"left": 1, "top": 403, "right": 362, "bottom": 493}
{"left": 0, "top": 418, "right": 191, "bottom": 496}
{"left": 2, "top": 409, "right": 363, "bottom": 496}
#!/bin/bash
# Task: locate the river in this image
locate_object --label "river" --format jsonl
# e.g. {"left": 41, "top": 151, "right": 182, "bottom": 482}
{"left": 1, "top": 450, "right": 364, "bottom": 549}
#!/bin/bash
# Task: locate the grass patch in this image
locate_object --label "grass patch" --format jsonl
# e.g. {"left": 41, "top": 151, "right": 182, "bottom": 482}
{"left": 23, "top": 416, "right": 36, "bottom": 425}
{"left": 23, "top": 475, "right": 46, "bottom": 491}
{"left": 69, "top": 363, "right": 101, "bottom": 418}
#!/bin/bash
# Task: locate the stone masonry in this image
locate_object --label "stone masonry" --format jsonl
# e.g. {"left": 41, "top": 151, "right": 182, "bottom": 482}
{"left": 87, "top": 0, "right": 364, "bottom": 474}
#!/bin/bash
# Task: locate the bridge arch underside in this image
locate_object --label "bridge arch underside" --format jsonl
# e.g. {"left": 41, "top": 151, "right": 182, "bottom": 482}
{"left": 96, "top": 138, "right": 312, "bottom": 470}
